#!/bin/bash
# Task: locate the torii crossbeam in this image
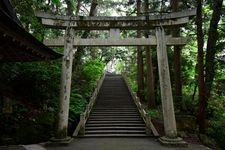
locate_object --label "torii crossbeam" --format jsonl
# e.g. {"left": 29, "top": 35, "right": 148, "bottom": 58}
{"left": 36, "top": 8, "right": 196, "bottom": 30}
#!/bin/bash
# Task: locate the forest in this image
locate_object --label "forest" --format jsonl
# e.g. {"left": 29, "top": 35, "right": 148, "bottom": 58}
{"left": 0, "top": 0, "right": 225, "bottom": 149}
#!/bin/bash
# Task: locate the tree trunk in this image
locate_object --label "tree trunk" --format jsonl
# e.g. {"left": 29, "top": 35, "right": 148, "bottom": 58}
{"left": 65, "top": 0, "right": 73, "bottom": 15}
{"left": 196, "top": 0, "right": 206, "bottom": 133}
{"left": 73, "top": 0, "right": 98, "bottom": 73}
{"left": 137, "top": 45, "right": 144, "bottom": 101}
{"left": 146, "top": 47, "right": 156, "bottom": 108}
{"left": 170, "top": 0, "right": 185, "bottom": 111}
{"left": 197, "top": 0, "right": 223, "bottom": 134}
{"left": 136, "top": 0, "right": 145, "bottom": 101}
{"left": 170, "top": 0, "right": 178, "bottom": 10}
{"left": 89, "top": 0, "right": 98, "bottom": 16}
{"left": 144, "top": 0, "right": 156, "bottom": 108}
{"left": 205, "top": 0, "right": 223, "bottom": 102}
{"left": 192, "top": 64, "right": 198, "bottom": 102}
{"left": 75, "top": 0, "right": 81, "bottom": 15}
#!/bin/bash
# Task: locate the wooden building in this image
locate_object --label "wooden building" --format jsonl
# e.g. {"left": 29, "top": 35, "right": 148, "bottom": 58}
{"left": 0, "top": 0, "right": 62, "bottom": 62}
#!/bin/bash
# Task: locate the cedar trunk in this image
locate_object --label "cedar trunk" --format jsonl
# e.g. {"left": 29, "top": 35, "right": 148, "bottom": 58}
{"left": 197, "top": 0, "right": 223, "bottom": 133}
{"left": 144, "top": 0, "right": 156, "bottom": 108}
{"left": 73, "top": 0, "right": 98, "bottom": 73}
{"left": 170, "top": 0, "right": 184, "bottom": 110}
{"left": 205, "top": 0, "right": 223, "bottom": 103}
{"left": 196, "top": 0, "right": 206, "bottom": 133}
{"left": 146, "top": 47, "right": 156, "bottom": 108}
{"left": 137, "top": 0, "right": 145, "bottom": 101}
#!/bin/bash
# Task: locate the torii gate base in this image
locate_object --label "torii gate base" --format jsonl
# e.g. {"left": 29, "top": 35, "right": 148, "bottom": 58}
{"left": 159, "top": 136, "right": 187, "bottom": 146}
{"left": 36, "top": 8, "right": 196, "bottom": 146}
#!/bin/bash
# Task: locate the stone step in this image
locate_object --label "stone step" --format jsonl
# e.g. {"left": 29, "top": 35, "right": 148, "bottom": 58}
{"left": 92, "top": 110, "right": 138, "bottom": 112}
{"left": 94, "top": 105, "right": 135, "bottom": 108}
{"left": 85, "top": 126, "right": 146, "bottom": 130}
{"left": 89, "top": 115, "right": 140, "bottom": 119}
{"left": 86, "top": 123, "right": 145, "bottom": 127}
{"left": 88, "top": 118, "right": 142, "bottom": 121}
{"left": 95, "top": 102, "right": 134, "bottom": 104}
{"left": 94, "top": 104, "right": 135, "bottom": 107}
{"left": 97, "top": 99, "right": 131, "bottom": 101}
{"left": 79, "top": 74, "right": 147, "bottom": 137}
{"left": 92, "top": 109, "right": 138, "bottom": 113}
{"left": 91, "top": 112, "right": 139, "bottom": 114}
{"left": 90, "top": 114, "right": 140, "bottom": 117}
{"left": 95, "top": 103, "right": 134, "bottom": 105}
{"left": 93, "top": 108, "right": 137, "bottom": 110}
{"left": 86, "top": 120, "right": 144, "bottom": 124}
{"left": 96, "top": 99, "right": 133, "bottom": 101}
{"left": 85, "top": 130, "right": 146, "bottom": 134}
{"left": 82, "top": 134, "right": 148, "bottom": 137}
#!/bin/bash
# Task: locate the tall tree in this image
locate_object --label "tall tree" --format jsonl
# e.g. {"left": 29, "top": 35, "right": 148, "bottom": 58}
{"left": 73, "top": 0, "right": 98, "bottom": 73}
{"left": 76, "top": 0, "right": 81, "bottom": 15}
{"left": 196, "top": 0, "right": 206, "bottom": 134}
{"left": 145, "top": 0, "right": 156, "bottom": 108}
{"left": 65, "top": 0, "right": 74, "bottom": 15}
{"left": 136, "top": 0, "right": 145, "bottom": 101}
{"left": 197, "top": 0, "right": 223, "bottom": 133}
{"left": 205, "top": 0, "right": 223, "bottom": 103}
{"left": 170, "top": 0, "right": 185, "bottom": 110}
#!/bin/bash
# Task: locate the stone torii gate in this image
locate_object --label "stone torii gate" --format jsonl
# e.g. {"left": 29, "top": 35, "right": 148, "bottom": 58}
{"left": 36, "top": 8, "right": 196, "bottom": 145}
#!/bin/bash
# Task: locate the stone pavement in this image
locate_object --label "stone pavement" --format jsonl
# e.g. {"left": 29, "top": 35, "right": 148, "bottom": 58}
{"left": 45, "top": 137, "right": 211, "bottom": 150}
{"left": 0, "top": 144, "right": 46, "bottom": 150}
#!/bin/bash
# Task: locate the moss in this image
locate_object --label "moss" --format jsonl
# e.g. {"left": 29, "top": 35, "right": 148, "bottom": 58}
{"left": 55, "top": 127, "right": 68, "bottom": 139}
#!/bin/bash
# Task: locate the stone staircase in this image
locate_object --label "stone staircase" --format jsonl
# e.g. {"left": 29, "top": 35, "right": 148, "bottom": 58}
{"left": 84, "top": 74, "right": 147, "bottom": 137}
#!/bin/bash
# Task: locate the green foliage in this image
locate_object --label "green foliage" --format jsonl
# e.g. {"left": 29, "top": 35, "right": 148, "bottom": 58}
{"left": 0, "top": 61, "right": 61, "bottom": 144}
{"left": 206, "top": 95, "right": 225, "bottom": 149}
{"left": 68, "top": 59, "right": 105, "bottom": 135}
{"left": 0, "top": 102, "right": 55, "bottom": 144}
{"left": 69, "top": 92, "right": 87, "bottom": 121}
{"left": 52, "top": 0, "right": 61, "bottom": 6}
{"left": 78, "top": 59, "right": 105, "bottom": 99}
{"left": 207, "top": 117, "right": 225, "bottom": 149}
{"left": 147, "top": 109, "right": 161, "bottom": 119}
{"left": 115, "top": 61, "right": 125, "bottom": 74}
{"left": 82, "top": 59, "right": 105, "bottom": 81}
{"left": 14, "top": 110, "right": 55, "bottom": 144}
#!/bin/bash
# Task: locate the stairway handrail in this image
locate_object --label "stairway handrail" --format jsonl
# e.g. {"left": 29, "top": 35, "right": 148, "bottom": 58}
{"left": 73, "top": 72, "right": 106, "bottom": 137}
{"left": 122, "top": 73, "right": 159, "bottom": 137}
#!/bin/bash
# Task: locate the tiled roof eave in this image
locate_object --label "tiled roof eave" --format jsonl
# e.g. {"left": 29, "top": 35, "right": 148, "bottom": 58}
{"left": 0, "top": 10, "right": 62, "bottom": 62}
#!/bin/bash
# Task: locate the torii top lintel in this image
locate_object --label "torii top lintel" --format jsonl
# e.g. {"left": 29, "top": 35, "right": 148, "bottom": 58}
{"left": 35, "top": 8, "right": 196, "bottom": 30}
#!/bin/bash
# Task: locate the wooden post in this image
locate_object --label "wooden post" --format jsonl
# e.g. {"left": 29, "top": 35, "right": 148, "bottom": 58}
{"left": 79, "top": 113, "right": 85, "bottom": 136}
{"left": 55, "top": 27, "right": 74, "bottom": 140}
{"left": 155, "top": 27, "right": 177, "bottom": 138}
{"left": 145, "top": 116, "right": 152, "bottom": 136}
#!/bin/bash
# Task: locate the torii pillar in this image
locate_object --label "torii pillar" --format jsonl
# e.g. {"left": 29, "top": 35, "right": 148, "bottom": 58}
{"left": 51, "top": 27, "right": 75, "bottom": 143}
{"left": 156, "top": 27, "right": 187, "bottom": 146}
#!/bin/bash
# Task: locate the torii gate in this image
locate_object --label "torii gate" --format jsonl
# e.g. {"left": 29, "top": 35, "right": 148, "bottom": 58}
{"left": 36, "top": 8, "right": 196, "bottom": 145}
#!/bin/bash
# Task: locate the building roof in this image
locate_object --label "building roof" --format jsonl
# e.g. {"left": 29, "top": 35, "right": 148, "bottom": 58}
{"left": 0, "top": 0, "right": 62, "bottom": 62}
